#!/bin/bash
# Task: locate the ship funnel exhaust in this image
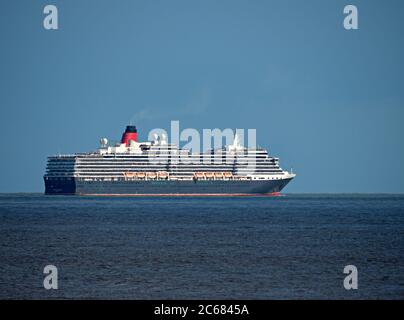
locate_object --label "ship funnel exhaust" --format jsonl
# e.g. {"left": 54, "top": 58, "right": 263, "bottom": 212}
{"left": 121, "top": 125, "right": 137, "bottom": 146}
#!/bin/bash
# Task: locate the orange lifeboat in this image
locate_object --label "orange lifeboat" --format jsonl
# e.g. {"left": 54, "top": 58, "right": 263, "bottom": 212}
{"left": 147, "top": 172, "right": 157, "bottom": 179}
{"left": 158, "top": 171, "right": 168, "bottom": 179}
{"left": 124, "top": 172, "right": 135, "bottom": 178}
{"left": 194, "top": 172, "right": 205, "bottom": 179}
{"left": 223, "top": 172, "right": 233, "bottom": 178}
{"left": 214, "top": 172, "right": 223, "bottom": 178}
{"left": 204, "top": 172, "right": 214, "bottom": 179}
{"left": 136, "top": 172, "right": 146, "bottom": 179}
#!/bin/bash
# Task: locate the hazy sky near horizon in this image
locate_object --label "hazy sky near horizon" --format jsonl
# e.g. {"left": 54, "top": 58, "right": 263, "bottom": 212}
{"left": 0, "top": 0, "right": 403, "bottom": 192}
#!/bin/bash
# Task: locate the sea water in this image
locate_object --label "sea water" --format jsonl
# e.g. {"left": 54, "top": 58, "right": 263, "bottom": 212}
{"left": 0, "top": 193, "right": 403, "bottom": 299}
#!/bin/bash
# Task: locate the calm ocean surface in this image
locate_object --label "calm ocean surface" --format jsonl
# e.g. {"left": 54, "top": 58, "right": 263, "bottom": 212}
{"left": 0, "top": 193, "right": 403, "bottom": 299}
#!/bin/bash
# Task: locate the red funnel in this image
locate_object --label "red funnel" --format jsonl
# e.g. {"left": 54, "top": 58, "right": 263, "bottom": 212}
{"left": 121, "top": 125, "right": 137, "bottom": 146}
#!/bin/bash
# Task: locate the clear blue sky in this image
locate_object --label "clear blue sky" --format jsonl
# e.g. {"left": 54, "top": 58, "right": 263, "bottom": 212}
{"left": 0, "top": 0, "right": 403, "bottom": 193}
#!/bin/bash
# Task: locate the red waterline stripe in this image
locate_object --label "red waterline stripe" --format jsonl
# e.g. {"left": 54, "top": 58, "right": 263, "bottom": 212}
{"left": 80, "top": 192, "right": 282, "bottom": 197}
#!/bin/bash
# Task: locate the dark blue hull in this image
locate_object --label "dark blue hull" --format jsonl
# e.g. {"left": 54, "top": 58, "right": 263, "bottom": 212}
{"left": 44, "top": 177, "right": 76, "bottom": 195}
{"left": 44, "top": 177, "right": 293, "bottom": 195}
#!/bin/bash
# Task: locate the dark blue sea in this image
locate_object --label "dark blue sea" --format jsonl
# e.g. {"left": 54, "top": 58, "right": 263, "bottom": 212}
{"left": 0, "top": 193, "right": 403, "bottom": 299}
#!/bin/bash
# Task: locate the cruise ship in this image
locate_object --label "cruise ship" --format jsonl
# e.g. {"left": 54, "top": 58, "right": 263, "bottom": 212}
{"left": 44, "top": 125, "right": 295, "bottom": 195}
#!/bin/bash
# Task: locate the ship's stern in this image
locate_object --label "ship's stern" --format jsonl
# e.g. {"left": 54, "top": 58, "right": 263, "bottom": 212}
{"left": 44, "top": 177, "right": 76, "bottom": 195}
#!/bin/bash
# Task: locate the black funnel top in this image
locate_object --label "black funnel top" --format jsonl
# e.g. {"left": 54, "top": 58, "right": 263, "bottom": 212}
{"left": 125, "top": 125, "right": 137, "bottom": 133}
